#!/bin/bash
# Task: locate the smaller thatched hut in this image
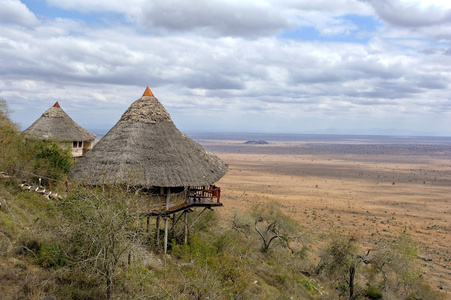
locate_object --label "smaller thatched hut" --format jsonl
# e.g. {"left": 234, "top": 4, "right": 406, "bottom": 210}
{"left": 24, "top": 102, "right": 96, "bottom": 157}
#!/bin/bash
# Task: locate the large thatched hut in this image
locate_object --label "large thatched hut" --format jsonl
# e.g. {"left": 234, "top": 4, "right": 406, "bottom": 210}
{"left": 24, "top": 102, "right": 96, "bottom": 157}
{"left": 69, "top": 87, "right": 228, "bottom": 252}
{"left": 69, "top": 87, "right": 227, "bottom": 188}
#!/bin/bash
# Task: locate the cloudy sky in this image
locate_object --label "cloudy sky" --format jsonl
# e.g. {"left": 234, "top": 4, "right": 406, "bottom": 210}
{"left": 1, "top": 0, "right": 450, "bottom": 136}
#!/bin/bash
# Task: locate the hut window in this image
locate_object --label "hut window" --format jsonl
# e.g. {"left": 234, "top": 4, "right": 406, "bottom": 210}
{"left": 72, "top": 141, "right": 83, "bottom": 148}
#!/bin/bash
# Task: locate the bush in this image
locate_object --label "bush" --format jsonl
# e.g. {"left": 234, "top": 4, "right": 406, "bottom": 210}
{"left": 0, "top": 99, "right": 24, "bottom": 174}
{"left": 37, "top": 242, "right": 67, "bottom": 268}
{"left": 298, "top": 277, "right": 320, "bottom": 294}
{"left": 365, "top": 285, "right": 383, "bottom": 300}
{"left": 57, "top": 185, "right": 145, "bottom": 299}
{"left": 32, "top": 140, "right": 73, "bottom": 181}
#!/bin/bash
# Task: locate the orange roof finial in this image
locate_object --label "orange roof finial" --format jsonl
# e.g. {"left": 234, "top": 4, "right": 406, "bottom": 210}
{"left": 142, "top": 86, "right": 154, "bottom": 97}
{"left": 53, "top": 101, "right": 60, "bottom": 108}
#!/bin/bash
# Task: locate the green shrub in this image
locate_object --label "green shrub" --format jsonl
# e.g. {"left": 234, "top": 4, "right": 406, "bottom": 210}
{"left": 365, "top": 285, "right": 383, "bottom": 300}
{"left": 37, "top": 242, "right": 67, "bottom": 268}
{"left": 31, "top": 140, "right": 73, "bottom": 181}
{"left": 298, "top": 277, "right": 320, "bottom": 294}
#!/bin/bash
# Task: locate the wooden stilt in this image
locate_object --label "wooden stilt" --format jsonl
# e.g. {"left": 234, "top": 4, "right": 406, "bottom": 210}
{"left": 164, "top": 217, "right": 168, "bottom": 254}
{"left": 184, "top": 211, "right": 188, "bottom": 245}
{"left": 165, "top": 188, "right": 170, "bottom": 210}
{"left": 142, "top": 186, "right": 223, "bottom": 252}
{"left": 172, "top": 213, "right": 176, "bottom": 240}
{"left": 164, "top": 188, "right": 170, "bottom": 254}
{"left": 156, "top": 216, "right": 160, "bottom": 246}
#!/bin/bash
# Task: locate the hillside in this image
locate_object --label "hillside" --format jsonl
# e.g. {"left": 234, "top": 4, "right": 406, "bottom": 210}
{"left": 2, "top": 176, "right": 446, "bottom": 300}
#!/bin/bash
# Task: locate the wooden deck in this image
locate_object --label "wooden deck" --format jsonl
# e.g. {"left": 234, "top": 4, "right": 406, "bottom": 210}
{"left": 143, "top": 199, "right": 223, "bottom": 217}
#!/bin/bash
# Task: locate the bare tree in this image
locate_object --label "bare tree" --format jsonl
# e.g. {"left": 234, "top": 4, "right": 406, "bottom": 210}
{"left": 250, "top": 202, "right": 302, "bottom": 253}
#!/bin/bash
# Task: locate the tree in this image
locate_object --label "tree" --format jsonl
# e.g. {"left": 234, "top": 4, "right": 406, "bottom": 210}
{"left": 57, "top": 185, "right": 145, "bottom": 299}
{"left": 316, "top": 234, "right": 362, "bottom": 299}
{"left": 370, "top": 230, "right": 423, "bottom": 297}
{"left": 316, "top": 231, "right": 432, "bottom": 300}
{"left": 250, "top": 202, "right": 303, "bottom": 253}
{"left": 32, "top": 140, "right": 73, "bottom": 181}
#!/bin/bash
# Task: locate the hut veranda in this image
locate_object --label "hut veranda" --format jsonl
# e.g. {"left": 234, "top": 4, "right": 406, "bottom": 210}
{"left": 69, "top": 87, "right": 228, "bottom": 253}
{"left": 24, "top": 102, "right": 96, "bottom": 157}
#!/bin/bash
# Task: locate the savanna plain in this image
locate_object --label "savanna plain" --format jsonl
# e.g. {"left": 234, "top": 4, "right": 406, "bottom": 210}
{"left": 194, "top": 133, "right": 451, "bottom": 294}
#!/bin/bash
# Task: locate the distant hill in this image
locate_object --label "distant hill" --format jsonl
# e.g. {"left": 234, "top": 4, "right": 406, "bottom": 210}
{"left": 244, "top": 140, "right": 269, "bottom": 144}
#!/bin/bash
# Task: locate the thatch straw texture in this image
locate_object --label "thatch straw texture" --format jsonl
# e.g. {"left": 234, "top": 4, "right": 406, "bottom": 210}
{"left": 24, "top": 104, "right": 96, "bottom": 141}
{"left": 69, "top": 94, "right": 228, "bottom": 187}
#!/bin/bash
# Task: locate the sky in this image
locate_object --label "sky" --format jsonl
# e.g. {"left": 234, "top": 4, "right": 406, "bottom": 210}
{"left": 1, "top": 0, "right": 450, "bottom": 136}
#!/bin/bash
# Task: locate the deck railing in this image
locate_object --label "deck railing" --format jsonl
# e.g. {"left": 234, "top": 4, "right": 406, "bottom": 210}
{"left": 189, "top": 185, "right": 221, "bottom": 203}
{"left": 140, "top": 185, "right": 221, "bottom": 213}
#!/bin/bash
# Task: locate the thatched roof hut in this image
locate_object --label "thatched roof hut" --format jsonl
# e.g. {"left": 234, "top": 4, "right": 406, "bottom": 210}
{"left": 24, "top": 102, "right": 96, "bottom": 157}
{"left": 25, "top": 102, "right": 96, "bottom": 142}
{"left": 68, "top": 87, "right": 228, "bottom": 187}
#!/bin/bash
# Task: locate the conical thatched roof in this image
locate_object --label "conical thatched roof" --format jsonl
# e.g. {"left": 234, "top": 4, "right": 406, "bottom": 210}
{"left": 68, "top": 87, "right": 228, "bottom": 187}
{"left": 24, "top": 102, "right": 96, "bottom": 141}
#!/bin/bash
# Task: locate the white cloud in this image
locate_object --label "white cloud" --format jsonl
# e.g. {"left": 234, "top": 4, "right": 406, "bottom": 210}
{"left": 399, "top": 0, "right": 451, "bottom": 9}
{"left": 0, "top": 0, "right": 450, "bottom": 136}
{"left": 363, "top": 0, "right": 451, "bottom": 45}
{"left": 45, "top": 0, "right": 144, "bottom": 13}
{"left": 0, "top": 0, "right": 39, "bottom": 26}
{"left": 368, "top": 0, "right": 451, "bottom": 27}
{"left": 137, "top": 0, "right": 287, "bottom": 37}
{"left": 277, "top": 0, "right": 371, "bottom": 14}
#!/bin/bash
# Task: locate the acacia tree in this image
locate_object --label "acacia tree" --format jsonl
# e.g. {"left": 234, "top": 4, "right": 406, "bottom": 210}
{"left": 316, "top": 231, "right": 427, "bottom": 300}
{"left": 316, "top": 234, "right": 363, "bottom": 299}
{"left": 58, "top": 185, "right": 145, "bottom": 299}
{"left": 249, "top": 202, "right": 303, "bottom": 253}
{"left": 369, "top": 231, "right": 423, "bottom": 297}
